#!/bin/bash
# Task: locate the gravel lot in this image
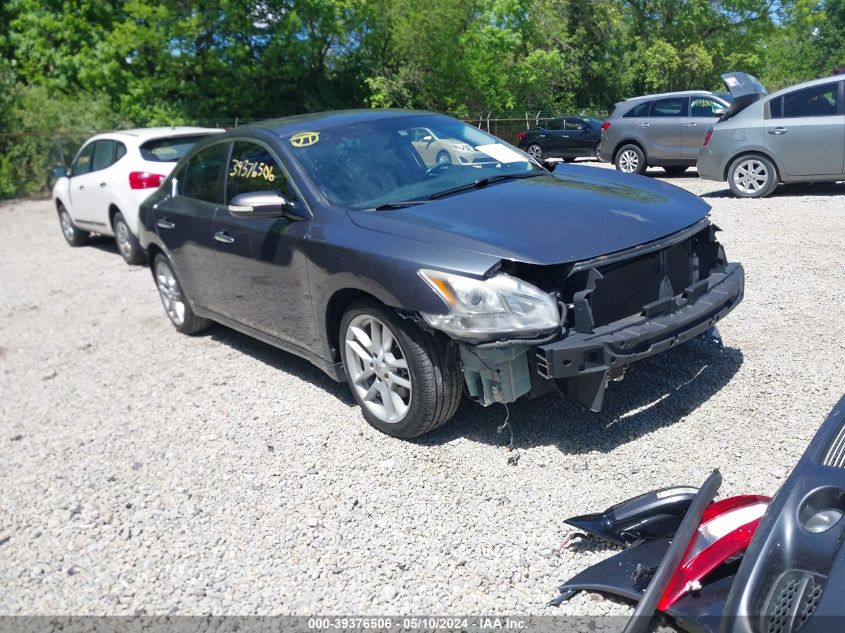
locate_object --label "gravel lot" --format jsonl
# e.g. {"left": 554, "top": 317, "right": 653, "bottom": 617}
{"left": 1, "top": 165, "right": 844, "bottom": 619}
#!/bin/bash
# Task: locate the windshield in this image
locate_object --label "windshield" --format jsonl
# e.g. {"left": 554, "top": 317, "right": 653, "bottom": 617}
{"left": 286, "top": 114, "right": 542, "bottom": 209}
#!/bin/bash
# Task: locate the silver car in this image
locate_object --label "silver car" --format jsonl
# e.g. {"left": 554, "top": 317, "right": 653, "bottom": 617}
{"left": 599, "top": 90, "right": 729, "bottom": 175}
{"left": 698, "top": 73, "right": 845, "bottom": 197}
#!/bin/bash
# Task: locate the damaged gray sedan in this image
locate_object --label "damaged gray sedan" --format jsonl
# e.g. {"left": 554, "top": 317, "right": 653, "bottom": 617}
{"left": 138, "top": 110, "right": 744, "bottom": 438}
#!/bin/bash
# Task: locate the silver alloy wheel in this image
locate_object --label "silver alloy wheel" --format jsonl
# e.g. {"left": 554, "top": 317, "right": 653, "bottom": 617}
{"left": 527, "top": 144, "right": 542, "bottom": 160}
{"left": 618, "top": 149, "right": 640, "bottom": 173}
{"left": 155, "top": 259, "right": 186, "bottom": 326}
{"left": 436, "top": 151, "right": 452, "bottom": 165}
{"left": 60, "top": 211, "right": 75, "bottom": 241}
{"left": 732, "top": 158, "right": 770, "bottom": 195}
{"left": 115, "top": 218, "right": 132, "bottom": 259}
{"left": 344, "top": 314, "right": 412, "bottom": 424}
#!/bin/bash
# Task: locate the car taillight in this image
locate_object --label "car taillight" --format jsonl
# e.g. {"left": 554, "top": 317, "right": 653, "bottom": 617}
{"left": 601, "top": 121, "right": 611, "bottom": 131}
{"left": 702, "top": 129, "right": 713, "bottom": 147}
{"left": 658, "top": 495, "right": 770, "bottom": 610}
{"left": 516, "top": 132, "right": 526, "bottom": 143}
{"left": 129, "top": 171, "right": 165, "bottom": 190}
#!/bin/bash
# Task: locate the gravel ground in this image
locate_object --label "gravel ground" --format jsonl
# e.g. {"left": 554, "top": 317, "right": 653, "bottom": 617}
{"left": 1, "top": 165, "right": 844, "bottom": 620}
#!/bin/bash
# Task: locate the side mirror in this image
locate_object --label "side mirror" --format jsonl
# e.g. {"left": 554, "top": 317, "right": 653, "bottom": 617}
{"left": 228, "top": 191, "right": 306, "bottom": 220}
{"left": 422, "top": 135, "right": 434, "bottom": 142}
{"left": 51, "top": 164, "right": 68, "bottom": 178}
{"left": 713, "top": 107, "right": 726, "bottom": 116}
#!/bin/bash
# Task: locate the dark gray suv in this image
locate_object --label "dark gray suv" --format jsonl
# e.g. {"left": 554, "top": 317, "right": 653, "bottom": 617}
{"left": 599, "top": 91, "right": 729, "bottom": 175}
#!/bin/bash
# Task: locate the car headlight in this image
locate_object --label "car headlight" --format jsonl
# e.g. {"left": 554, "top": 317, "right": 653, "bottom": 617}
{"left": 451, "top": 143, "right": 474, "bottom": 152}
{"left": 418, "top": 269, "right": 560, "bottom": 341}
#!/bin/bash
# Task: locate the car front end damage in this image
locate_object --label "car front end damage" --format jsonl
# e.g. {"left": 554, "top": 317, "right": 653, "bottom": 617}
{"left": 433, "top": 218, "right": 744, "bottom": 411}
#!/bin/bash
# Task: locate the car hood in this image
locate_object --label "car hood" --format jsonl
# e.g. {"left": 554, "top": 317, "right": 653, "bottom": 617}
{"left": 348, "top": 165, "right": 712, "bottom": 266}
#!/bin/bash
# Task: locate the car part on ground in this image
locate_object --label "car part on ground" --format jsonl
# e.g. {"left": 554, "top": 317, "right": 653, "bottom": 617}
{"left": 697, "top": 72, "right": 845, "bottom": 197}
{"left": 552, "top": 395, "right": 845, "bottom": 633}
{"left": 138, "top": 110, "right": 744, "bottom": 437}
{"left": 600, "top": 90, "right": 729, "bottom": 173}
{"left": 51, "top": 126, "right": 223, "bottom": 264}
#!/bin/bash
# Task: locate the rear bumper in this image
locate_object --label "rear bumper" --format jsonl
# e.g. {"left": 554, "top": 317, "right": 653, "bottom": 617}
{"left": 696, "top": 147, "right": 724, "bottom": 181}
{"left": 535, "top": 263, "right": 744, "bottom": 380}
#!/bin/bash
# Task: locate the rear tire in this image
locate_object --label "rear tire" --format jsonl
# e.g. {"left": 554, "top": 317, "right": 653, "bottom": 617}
{"left": 727, "top": 154, "right": 779, "bottom": 198}
{"left": 526, "top": 143, "right": 544, "bottom": 161}
{"left": 112, "top": 211, "right": 147, "bottom": 265}
{"left": 615, "top": 144, "right": 647, "bottom": 175}
{"left": 340, "top": 300, "right": 461, "bottom": 439}
{"left": 153, "top": 254, "right": 211, "bottom": 335}
{"left": 57, "top": 203, "right": 89, "bottom": 247}
{"left": 662, "top": 165, "right": 689, "bottom": 176}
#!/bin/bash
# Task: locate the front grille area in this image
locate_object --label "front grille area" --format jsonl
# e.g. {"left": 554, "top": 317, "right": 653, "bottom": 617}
{"left": 559, "top": 225, "right": 723, "bottom": 330}
{"left": 822, "top": 422, "right": 845, "bottom": 468}
{"left": 764, "top": 571, "right": 825, "bottom": 633}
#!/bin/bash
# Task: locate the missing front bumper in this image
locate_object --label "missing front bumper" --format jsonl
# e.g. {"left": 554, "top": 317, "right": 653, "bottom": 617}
{"left": 538, "top": 263, "right": 744, "bottom": 410}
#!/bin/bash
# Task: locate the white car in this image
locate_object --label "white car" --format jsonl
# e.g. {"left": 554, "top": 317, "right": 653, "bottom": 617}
{"left": 52, "top": 127, "right": 223, "bottom": 264}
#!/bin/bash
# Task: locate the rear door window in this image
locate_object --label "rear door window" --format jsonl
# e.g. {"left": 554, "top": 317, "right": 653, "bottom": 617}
{"left": 180, "top": 142, "right": 228, "bottom": 203}
{"left": 545, "top": 119, "right": 564, "bottom": 130}
{"left": 650, "top": 97, "right": 687, "bottom": 117}
{"left": 689, "top": 98, "right": 723, "bottom": 117}
{"left": 772, "top": 82, "right": 841, "bottom": 118}
{"left": 624, "top": 102, "right": 651, "bottom": 118}
{"left": 225, "top": 141, "right": 297, "bottom": 204}
{"left": 92, "top": 140, "right": 117, "bottom": 171}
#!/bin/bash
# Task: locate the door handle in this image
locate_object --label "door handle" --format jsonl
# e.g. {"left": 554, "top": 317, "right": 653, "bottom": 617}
{"left": 538, "top": 134, "right": 546, "bottom": 137}
{"left": 99, "top": 182, "right": 107, "bottom": 188}
{"left": 156, "top": 218, "right": 175, "bottom": 230}
{"left": 214, "top": 231, "right": 235, "bottom": 244}
{"left": 78, "top": 185, "right": 85, "bottom": 190}
{"left": 768, "top": 127, "right": 788, "bottom": 135}
{"left": 684, "top": 122, "right": 697, "bottom": 128}
{"left": 637, "top": 122, "right": 650, "bottom": 127}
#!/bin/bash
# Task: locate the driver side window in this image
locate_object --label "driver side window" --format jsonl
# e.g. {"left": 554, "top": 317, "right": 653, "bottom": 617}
{"left": 225, "top": 142, "right": 297, "bottom": 205}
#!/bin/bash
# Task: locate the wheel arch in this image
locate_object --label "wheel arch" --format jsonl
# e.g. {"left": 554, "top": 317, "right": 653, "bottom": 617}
{"left": 325, "top": 288, "right": 394, "bottom": 363}
{"left": 108, "top": 203, "right": 123, "bottom": 227}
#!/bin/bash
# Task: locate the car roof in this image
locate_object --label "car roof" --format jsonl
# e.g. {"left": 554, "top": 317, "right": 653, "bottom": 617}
{"left": 97, "top": 126, "right": 224, "bottom": 141}
{"left": 621, "top": 90, "right": 720, "bottom": 103}
{"left": 765, "top": 75, "right": 845, "bottom": 100}
{"left": 245, "top": 109, "right": 436, "bottom": 138}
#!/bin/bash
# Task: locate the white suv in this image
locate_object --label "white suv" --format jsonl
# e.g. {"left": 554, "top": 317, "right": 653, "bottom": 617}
{"left": 52, "top": 127, "right": 223, "bottom": 264}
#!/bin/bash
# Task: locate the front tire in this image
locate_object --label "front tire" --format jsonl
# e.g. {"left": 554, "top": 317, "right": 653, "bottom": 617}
{"left": 153, "top": 254, "right": 211, "bottom": 335}
{"left": 727, "top": 154, "right": 779, "bottom": 198}
{"left": 340, "top": 300, "right": 461, "bottom": 439}
{"left": 57, "top": 203, "right": 89, "bottom": 247}
{"left": 615, "top": 144, "right": 647, "bottom": 174}
{"left": 435, "top": 150, "right": 452, "bottom": 165}
{"left": 112, "top": 211, "right": 147, "bottom": 265}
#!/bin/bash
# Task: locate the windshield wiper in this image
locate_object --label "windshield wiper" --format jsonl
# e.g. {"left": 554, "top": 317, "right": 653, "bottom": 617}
{"left": 369, "top": 200, "right": 428, "bottom": 211}
{"left": 427, "top": 171, "right": 546, "bottom": 200}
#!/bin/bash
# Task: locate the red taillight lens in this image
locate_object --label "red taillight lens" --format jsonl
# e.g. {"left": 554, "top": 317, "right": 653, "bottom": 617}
{"left": 658, "top": 495, "right": 770, "bottom": 610}
{"left": 516, "top": 132, "right": 526, "bottom": 143}
{"left": 702, "top": 129, "right": 713, "bottom": 147}
{"left": 601, "top": 121, "right": 611, "bottom": 131}
{"left": 129, "top": 171, "right": 165, "bottom": 190}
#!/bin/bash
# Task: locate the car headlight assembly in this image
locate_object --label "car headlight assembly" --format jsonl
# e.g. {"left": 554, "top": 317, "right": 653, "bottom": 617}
{"left": 418, "top": 269, "right": 561, "bottom": 342}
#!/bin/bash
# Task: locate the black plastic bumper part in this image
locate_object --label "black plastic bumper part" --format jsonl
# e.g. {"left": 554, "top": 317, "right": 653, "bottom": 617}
{"left": 536, "top": 263, "right": 744, "bottom": 380}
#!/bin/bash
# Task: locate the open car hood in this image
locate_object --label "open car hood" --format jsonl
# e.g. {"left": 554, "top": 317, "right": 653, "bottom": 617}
{"left": 719, "top": 72, "right": 768, "bottom": 120}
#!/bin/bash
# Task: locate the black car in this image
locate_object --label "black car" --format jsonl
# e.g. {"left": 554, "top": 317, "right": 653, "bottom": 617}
{"left": 516, "top": 116, "right": 603, "bottom": 162}
{"left": 138, "top": 109, "right": 744, "bottom": 438}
